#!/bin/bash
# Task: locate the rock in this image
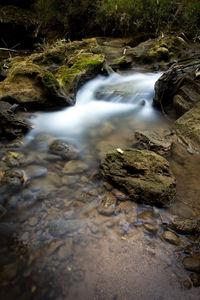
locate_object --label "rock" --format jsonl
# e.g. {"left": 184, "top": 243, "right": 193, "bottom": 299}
{"left": 149, "top": 36, "right": 187, "bottom": 61}
{"left": 143, "top": 223, "right": 158, "bottom": 234}
{"left": 183, "top": 256, "right": 200, "bottom": 273}
{"left": 2, "top": 169, "right": 27, "bottom": 188}
{"left": 190, "top": 273, "right": 200, "bottom": 287}
{"left": 0, "top": 101, "right": 30, "bottom": 140}
{"left": 2, "top": 151, "right": 24, "bottom": 167}
{"left": 169, "top": 217, "right": 200, "bottom": 235}
{"left": 0, "top": 38, "right": 105, "bottom": 110}
{"left": 137, "top": 210, "right": 155, "bottom": 221}
{"left": 0, "top": 61, "right": 69, "bottom": 110}
{"left": 49, "top": 219, "right": 80, "bottom": 237}
{"left": 62, "top": 160, "right": 88, "bottom": 174}
{"left": 100, "top": 148, "right": 176, "bottom": 206}
{"left": 134, "top": 130, "right": 172, "bottom": 156}
{"left": 57, "top": 238, "right": 73, "bottom": 260}
{"left": 25, "top": 165, "right": 48, "bottom": 179}
{"left": 174, "top": 103, "right": 200, "bottom": 152}
{"left": 49, "top": 140, "right": 79, "bottom": 160}
{"left": 28, "top": 216, "right": 38, "bottom": 227}
{"left": 153, "top": 60, "right": 200, "bottom": 117}
{"left": 97, "top": 191, "right": 116, "bottom": 216}
{"left": 61, "top": 175, "right": 80, "bottom": 185}
{"left": 162, "top": 230, "right": 181, "bottom": 246}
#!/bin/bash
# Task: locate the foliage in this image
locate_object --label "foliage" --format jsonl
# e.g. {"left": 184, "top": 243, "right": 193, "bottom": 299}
{"left": 18, "top": 0, "right": 200, "bottom": 40}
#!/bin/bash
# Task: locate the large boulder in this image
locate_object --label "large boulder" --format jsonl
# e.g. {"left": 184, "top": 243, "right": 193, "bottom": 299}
{"left": 100, "top": 148, "right": 176, "bottom": 207}
{"left": 126, "top": 35, "right": 187, "bottom": 65}
{"left": 153, "top": 59, "right": 200, "bottom": 116}
{"left": 0, "top": 38, "right": 105, "bottom": 110}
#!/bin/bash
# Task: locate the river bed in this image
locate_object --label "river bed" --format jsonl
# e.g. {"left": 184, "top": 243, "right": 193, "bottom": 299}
{"left": 0, "top": 71, "right": 199, "bottom": 299}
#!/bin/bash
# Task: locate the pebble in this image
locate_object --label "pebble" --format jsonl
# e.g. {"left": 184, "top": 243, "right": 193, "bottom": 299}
{"left": 144, "top": 223, "right": 158, "bottom": 234}
{"left": 63, "top": 160, "right": 88, "bottom": 174}
{"left": 28, "top": 216, "right": 38, "bottom": 227}
{"left": 25, "top": 165, "right": 48, "bottom": 179}
{"left": 182, "top": 256, "right": 200, "bottom": 273}
{"left": 61, "top": 175, "right": 80, "bottom": 185}
{"left": 162, "top": 230, "right": 181, "bottom": 246}
{"left": 58, "top": 239, "right": 73, "bottom": 260}
{"left": 189, "top": 273, "right": 200, "bottom": 287}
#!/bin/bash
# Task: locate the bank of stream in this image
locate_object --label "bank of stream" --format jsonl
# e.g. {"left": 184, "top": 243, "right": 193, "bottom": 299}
{"left": 0, "top": 70, "right": 200, "bottom": 299}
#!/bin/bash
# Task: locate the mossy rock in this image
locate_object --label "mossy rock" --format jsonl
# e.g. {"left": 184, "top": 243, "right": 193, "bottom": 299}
{"left": 56, "top": 52, "right": 104, "bottom": 94}
{"left": 0, "top": 60, "right": 69, "bottom": 109}
{"left": 149, "top": 36, "right": 187, "bottom": 61}
{"left": 100, "top": 148, "right": 176, "bottom": 207}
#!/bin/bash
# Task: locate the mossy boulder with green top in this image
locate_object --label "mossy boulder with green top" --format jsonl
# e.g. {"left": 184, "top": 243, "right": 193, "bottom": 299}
{"left": 100, "top": 148, "right": 176, "bottom": 207}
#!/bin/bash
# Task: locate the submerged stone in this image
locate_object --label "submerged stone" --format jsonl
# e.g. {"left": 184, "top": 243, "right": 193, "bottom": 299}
{"left": 162, "top": 230, "right": 181, "bottom": 246}
{"left": 183, "top": 256, "right": 200, "bottom": 273}
{"left": 49, "top": 140, "right": 79, "bottom": 160}
{"left": 100, "top": 148, "right": 176, "bottom": 206}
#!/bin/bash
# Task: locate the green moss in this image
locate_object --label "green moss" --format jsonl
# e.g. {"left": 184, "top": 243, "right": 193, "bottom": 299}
{"left": 149, "top": 36, "right": 186, "bottom": 61}
{"left": 56, "top": 52, "right": 104, "bottom": 89}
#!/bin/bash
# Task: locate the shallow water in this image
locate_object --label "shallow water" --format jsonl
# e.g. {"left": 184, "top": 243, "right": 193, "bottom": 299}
{"left": 0, "top": 71, "right": 200, "bottom": 300}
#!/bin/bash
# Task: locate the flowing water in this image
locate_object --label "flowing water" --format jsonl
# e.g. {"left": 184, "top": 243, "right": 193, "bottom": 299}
{"left": 0, "top": 71, "right": 200, "bottom": 300}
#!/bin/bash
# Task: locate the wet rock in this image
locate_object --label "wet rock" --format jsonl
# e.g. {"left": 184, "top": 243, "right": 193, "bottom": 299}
{"left": 49, "top": 219, "right": 80, "bottom": 237}
{"left": 143, "top": 223, "right": 158, "bottom": 234}
{"left": 62, "top": 160, "right": 88, "bottom": 174}
{"left": 0, "top": 60, "right": 71, "bottom": 110}
{"left": 0, "top": 101, "right": 30, "bottom": 140}
{"left": 183, "top": 256, "right": 200, "bottom": 273}
{"left": 169, "top": 217, "right": 200, "bottom": 235}
{"left": 47, "top": 240, "right": 63, "bottom": 255}
{"left": 28, "top": 216, "right": 38, "bottom": 227}
{"left": 162, "top": 230, "right": 181, "bottom": 246}
{"left": 182, "top": 278, "right": 192, "bottom": 289}
{"left": 49, "top": 140, "right": 79, "bottom": 160}
{"left": 25, "top": 165, "right": 48, "bottom": 179}
{"left": 61, "top": 175, "right": 80, "bottom": 185}
{"left": 100, "top": 148, "right": 176, "bottom": 206}
{"left": 57, "top": 238, "right": 73, "bottom": 260}
{"left": 2, "top": 151, "right": 24, "bottom": 167}
{"left": 134, "top": 130, "right": 172, "bottom": 156}
{"left": 190, "top": 273, "right": 200, "bottom": 287}
{"left": 2, "top": 169, "right": 27, "bottom": 188}
{"left": 97, "top": 192, "right": 116, "bottom": 216}
{"left": 153, "top": 59, "right": 200, "bottom": 117}
{"left": 174, "top": 103, "right": 200, "bottom": 152}
{"left": 137, "top": 210, "right": 155, "bottom": 221}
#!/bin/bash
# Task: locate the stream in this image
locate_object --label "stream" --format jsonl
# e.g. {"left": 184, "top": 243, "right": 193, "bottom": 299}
{"left": 0, "top": 70, "right": 200, "bottom": 300}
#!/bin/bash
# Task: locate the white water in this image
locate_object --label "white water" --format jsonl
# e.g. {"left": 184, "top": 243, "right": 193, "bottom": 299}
{"left": 27, "top": 72, "right": 162, "bottom": 144}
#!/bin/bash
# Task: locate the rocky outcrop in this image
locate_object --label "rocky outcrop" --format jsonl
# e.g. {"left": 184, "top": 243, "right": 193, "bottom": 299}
{"left": 0, "top": 39, "right": 105, "bottom": 110}
{"left": 153, "top": 59, "right": 200, "bottom": 116}
{"left": 100, "top": 148, "right": 176, "bottom": 207}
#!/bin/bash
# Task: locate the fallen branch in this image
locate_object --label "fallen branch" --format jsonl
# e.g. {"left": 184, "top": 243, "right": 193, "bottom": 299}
{"left": 0, "top": 48, "right": 18, "bottom": 52}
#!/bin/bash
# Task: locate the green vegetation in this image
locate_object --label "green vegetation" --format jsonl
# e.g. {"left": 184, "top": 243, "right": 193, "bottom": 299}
{"left": 28, "top": 0, "right": 200, "bottom": 40}
{"left": 0, "top": 1, "right": 199, "bottom": 43}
